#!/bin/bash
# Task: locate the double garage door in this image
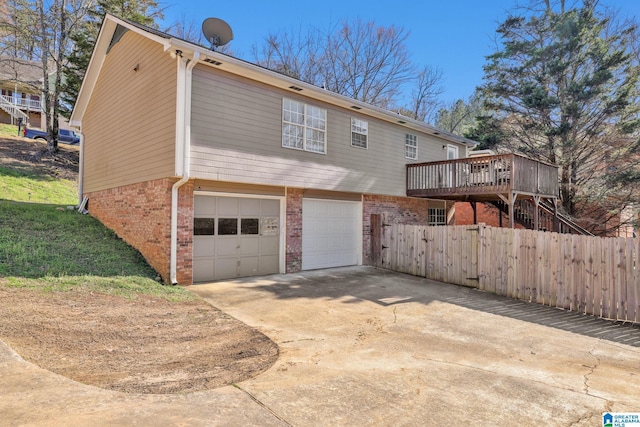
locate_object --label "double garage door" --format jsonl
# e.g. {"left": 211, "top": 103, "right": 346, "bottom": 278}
{"left": 193, "top": 195, "right": 361, "bottom": 282}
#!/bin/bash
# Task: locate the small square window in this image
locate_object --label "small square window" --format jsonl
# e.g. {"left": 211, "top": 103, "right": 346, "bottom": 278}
{"left": 218, "top": 218, "right": 238, "bottom": 235}
{"left": 405, "top": 133, "right": 417, "bottom": 160}
{"left": 241, "top": 218, "right": 260, "bottom": 235}
{"left": 194, "top": 218, "right": 215, "bottom": 235}
{"left": 428, "top": 208, "right": 446, "bottom": 226}
{"left": 351, "top": 118, "right": 368, "bottom": 148}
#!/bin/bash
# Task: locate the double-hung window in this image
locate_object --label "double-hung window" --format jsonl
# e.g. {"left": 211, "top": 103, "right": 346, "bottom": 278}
{"left": 428, "top": 208, "right": 446, "bottom": 226}
{"left": 351, "top": 118, "right": 368, "bottom": 148}
{"left": 282, "top": 98, "right": 326, "bottom": 154}
{"left": 405, "top": 133, "right": 417, "bottom": 159}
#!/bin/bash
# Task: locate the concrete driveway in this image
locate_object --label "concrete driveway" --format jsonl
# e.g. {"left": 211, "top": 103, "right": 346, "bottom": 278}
{"left": 2, "top": 266, "right": 639, "bottom": 426}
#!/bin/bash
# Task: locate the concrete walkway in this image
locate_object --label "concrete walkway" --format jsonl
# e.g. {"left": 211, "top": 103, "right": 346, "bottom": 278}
{"left": 2, "top": 266, "right": 639, "bottom": 426}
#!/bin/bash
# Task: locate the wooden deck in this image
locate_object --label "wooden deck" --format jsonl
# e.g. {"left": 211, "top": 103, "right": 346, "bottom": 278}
{"left": 406, "top": 153, "right": 558, "bottom": 200}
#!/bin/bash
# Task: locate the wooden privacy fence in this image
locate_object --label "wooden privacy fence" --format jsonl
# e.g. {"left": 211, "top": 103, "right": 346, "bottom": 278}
{"left": 371, "top": 216, "right": 640, "bottom": 324}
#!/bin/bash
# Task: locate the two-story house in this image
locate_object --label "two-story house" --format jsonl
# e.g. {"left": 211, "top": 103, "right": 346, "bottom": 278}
{"left": 0, "top": 56, "right": 43, "bottom": 127}
{"left": 70, "top": 14, "right": 481, "bottom": 285}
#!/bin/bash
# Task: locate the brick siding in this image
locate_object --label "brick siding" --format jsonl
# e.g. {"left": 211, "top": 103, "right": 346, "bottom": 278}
{"left": 454, "top": 201, "right": 525, "bottom": 229}
{"left": 362, "top": 195, "right": 432, "bottom": 265}
{"left": 285, "top": 188, "right": 303, "bottom": 273}
{"left": 85, "top": 178, "right": 194, "bottom": 284}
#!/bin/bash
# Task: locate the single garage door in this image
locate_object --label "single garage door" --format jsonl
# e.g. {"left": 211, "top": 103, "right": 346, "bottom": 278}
{"left": 193, "top": 195, "right": 280, "bottom": 282}
{"left": 302, "top": 199, "right": 361, "bottom": 270}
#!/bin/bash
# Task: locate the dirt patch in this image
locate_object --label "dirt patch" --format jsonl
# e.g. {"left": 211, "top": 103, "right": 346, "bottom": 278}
{"left": 0, "top": 135, "right": 279, "bottom": 394}
{"left": 0, "top": 135, "right": 79, "bottom": 180}
{"left": 0, "top": 287, "right": 279, "bottom": 394}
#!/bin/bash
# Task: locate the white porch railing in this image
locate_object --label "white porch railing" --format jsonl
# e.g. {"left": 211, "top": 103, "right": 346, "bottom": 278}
{"left": 0, "top": 95, "right": 29, "bottom": 123}
{"left": 0, "top": 94, "right": 42, "bottom": 111}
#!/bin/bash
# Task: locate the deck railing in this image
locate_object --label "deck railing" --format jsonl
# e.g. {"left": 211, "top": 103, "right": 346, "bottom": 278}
{"left": 406, "top": 153, "right": 559, "bottom": 199}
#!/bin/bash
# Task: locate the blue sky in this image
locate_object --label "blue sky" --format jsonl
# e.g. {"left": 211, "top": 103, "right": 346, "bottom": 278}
{"left": 161, "top": 0, "right": 639, "bottom": 105}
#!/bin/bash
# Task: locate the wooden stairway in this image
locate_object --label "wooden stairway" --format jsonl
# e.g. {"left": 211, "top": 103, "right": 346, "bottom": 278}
{"left": 490, "top": 199, "right": 593, "bottom": 235}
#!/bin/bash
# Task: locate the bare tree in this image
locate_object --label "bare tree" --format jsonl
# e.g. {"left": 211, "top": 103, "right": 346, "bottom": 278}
{"left": 400, "top": 65, "right": 444, "bottom": 123}
{"left": 250, "top": 24, "right": 324, "bottom": 84}
{"left": 252, "top": 19, "right": 415, "bottom": 109}
{"left": 34, "top": 0, "right": 89, "bottom": 153}
{"left": 164, "top": 14, "right": 234, "bottom": 55}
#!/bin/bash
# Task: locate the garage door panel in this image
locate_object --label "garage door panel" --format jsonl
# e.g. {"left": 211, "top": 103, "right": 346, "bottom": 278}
{"left": 193, "top": 258, "right": 215, "bottom": 283}
{"left": 302, "top": 199, "right": 360, "bottom": 271}
{"left": 239, "top": 256, "right": 259, "bottom": 276}
{"left": 193, "top": 237, "right": 215, "bottom": 257}
{"left": 194, "top": 197, "right": 216, "bottom": 215}
{"left": 217, "top": 197, "right": 239, "bottom": 215}
{"left": 215, "top": 237, "right": 238, "bottom": 256}
{"left": 238, "top": 237, "right": 260, "bottom": 256}
{"left": 261, "top": 199, "right": 280, "bottom": 216}
{"left": 240, "top": 198, "right": 260, "bottom": 215}
{"left": 215, "top": 257, "right": 238, "bottom": 279}
{"left": 260, "top": 236, "right": 279, "bottom": 254}
{"left": 259, "top": 254, "right": 279, "bottom": 274}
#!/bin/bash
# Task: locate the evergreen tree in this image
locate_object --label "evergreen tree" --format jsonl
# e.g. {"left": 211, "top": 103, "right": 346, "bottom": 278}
{"left": 60, "top": 0, "right": 162, "bottom": 117}
{"left": 480, "top": 0, "right": 640, "bottom": 227}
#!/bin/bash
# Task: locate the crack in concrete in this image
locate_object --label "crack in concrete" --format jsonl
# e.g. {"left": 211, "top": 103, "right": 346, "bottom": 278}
{"left": 233, "top": 383, "right": 292, "bottom": 426}
{"left": 583, "top": 345, "right": 600, "bottom": 396}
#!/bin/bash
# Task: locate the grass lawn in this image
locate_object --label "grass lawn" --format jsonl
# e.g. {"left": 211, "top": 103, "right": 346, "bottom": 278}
{"left": 0, "top": 165, "right": 78, "bottom": 204}
{"left": 0, "top": 136, "right": 191, "bottom": 300}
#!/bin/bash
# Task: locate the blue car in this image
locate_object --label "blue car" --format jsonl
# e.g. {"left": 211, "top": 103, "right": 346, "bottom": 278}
{"left": 23, "top": 127, "right": 80, "bottom": 145}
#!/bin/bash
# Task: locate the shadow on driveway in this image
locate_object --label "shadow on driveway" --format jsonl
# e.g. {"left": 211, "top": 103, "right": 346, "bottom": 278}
{"left": 225, "top": 266, "right": 640, "bottom": 348}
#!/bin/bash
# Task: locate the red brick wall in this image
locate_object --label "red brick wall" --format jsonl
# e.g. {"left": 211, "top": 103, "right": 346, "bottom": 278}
{"left": 175, "top": 181, "right": 194, "bottom": 284}
{"left": 455, "top": 201, "right": 525, "bottom": 229}
{"left": 286, "top": 188, "right": 303, "bottom": 273}
{"left": 85, "top": 178, "right": 194, "bottom": 284}
{"left": 363, "top": 195, "right": 432, "bottom": 265}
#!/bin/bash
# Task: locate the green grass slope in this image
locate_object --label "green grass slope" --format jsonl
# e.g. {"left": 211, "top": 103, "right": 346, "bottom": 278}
{"left": 0, "top": 133, "right": 190, "bottom": 300}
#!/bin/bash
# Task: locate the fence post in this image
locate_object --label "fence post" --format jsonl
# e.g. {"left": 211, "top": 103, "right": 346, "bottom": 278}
{"left": 477, "top": 224, "right": 485, "bottom": 290}
{"left": 371, "top": 214, "right": 382, "bottom": 267}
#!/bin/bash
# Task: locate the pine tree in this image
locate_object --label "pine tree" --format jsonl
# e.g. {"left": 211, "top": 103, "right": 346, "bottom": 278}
{"left": 60, "top": 0, "right": 162, "bottom": 118}
{"left": 480, "top": 0, "right": 640, "bottom": 232}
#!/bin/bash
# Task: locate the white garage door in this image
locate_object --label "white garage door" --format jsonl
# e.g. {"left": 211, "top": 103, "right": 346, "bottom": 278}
{"left": 302, "top": 199, "right": 361, "bottom": 270}
{"left": 193, "top": 195, "right": 281, "bottom": 282}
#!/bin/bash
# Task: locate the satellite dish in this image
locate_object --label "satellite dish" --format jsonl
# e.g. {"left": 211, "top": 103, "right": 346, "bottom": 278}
{"left": 202, "top": 18, "right": 233, "bottom": 50}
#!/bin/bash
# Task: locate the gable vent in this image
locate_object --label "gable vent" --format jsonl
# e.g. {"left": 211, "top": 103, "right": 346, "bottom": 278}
{"left": 289, "top": 85, "right": 303, "bottom": 92}
{"left": 204, "top": 58, "right": 223, "bottom": 66}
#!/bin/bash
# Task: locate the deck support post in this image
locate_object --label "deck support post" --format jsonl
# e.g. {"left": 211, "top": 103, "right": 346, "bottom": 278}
{"left": 533, "top": 196, "right": 540, "bottom": 231}
{"left": 471, "top": 201, "right": 477, "bottom": 225}
{"left": 497, "top": 193, "right": 517, "bottom": 229}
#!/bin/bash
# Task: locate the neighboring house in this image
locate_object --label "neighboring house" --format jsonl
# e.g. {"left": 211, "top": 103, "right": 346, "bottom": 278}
{"left": 70, "top": 14, "right": 480, "bottom": 284}
{"left": 0, "top": 56, "right": 44, "bottom": 127}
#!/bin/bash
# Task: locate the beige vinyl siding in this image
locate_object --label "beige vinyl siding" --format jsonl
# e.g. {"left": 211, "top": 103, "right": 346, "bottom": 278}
{"left": 82, "top": 30, "right": 176, "bottom": 193}
{"left": 193, "top": 180, "right": 285, "bottom": 197}
{"left": 190, "top": 65, "right": 463, "bottom": 197}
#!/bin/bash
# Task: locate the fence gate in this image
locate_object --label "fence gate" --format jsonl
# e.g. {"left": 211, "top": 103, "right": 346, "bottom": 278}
{"left": 372, "top": 214, "right": 480, "bottom": 288}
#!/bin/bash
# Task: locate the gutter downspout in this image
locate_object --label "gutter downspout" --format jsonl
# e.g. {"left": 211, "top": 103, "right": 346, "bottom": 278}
{"left": 77, "top": 130, "right": 84, "bottom": 207}
{"left": 170, "top": 50, "right": 199, "bottom": 285}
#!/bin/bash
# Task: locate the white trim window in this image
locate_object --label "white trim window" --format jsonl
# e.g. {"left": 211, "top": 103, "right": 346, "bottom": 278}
{"left": 282, "top": 98, "right": 326, "bottom": 154}
{"left": 428, "top": 208, "right": 446, "bottom": 226}
{"left": 405, "top": 133, "right": 417, "bottom": 159}
{"left": 351, "top": 118, "right": 368, "bottom": 148}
